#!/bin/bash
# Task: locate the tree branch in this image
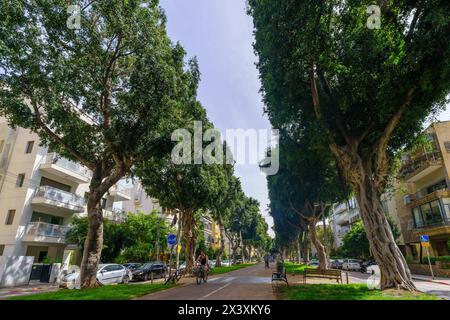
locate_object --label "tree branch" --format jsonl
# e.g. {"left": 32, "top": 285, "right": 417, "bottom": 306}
{"left": 30, "top": 101, "right": 95, "bottom": 170}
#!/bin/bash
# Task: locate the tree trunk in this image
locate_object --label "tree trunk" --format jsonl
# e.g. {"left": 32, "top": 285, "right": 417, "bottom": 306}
{"left": 355, "top": 180, "right": 416, "bottom": 290}
{"left": 79, "top": 166, "right": 124, "bottom": 288}
{"left": 80, "top": 198, "right": 104, "bottom": 288}
{"left": 302, "top": 230, "right": 310, "bottom": 264}
{"left": 297, "top": 236, "right": 302, "bottom": 264}
{"left": 182, "top": 209, "right": 195, "bottom": 273}
{"left": 308, "top": 217, "right": 328, "bottom": 270}
{"left": 215, "top": 224, "right": 226, "bottom": 267}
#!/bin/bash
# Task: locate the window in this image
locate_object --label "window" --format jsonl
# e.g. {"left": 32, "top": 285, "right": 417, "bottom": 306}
{"left": 412, "top": 200, "right": 444, "bottom": 228}
{"left": 0, "top": 245, "right": 4, "bottom": 256}
{"left": 426, "top": 180, "right": 447, "bottom": 194}
{"left": 5, "top": 210, "right": 15, "bottom": 225}
{"left": 16, "top": 173, "right": 25, "bottom": 187}
{"left": 25, "top": 141, "right": 35, "bottom": 154}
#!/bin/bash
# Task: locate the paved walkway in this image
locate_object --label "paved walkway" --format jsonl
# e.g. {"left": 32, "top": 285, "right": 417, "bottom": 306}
{"left": 137, "top": 263, "right": 276, "bottom": 300}
{"left": 347, "top": 271, "right": 450, "bottom": 300}
{"left": 0, "top": 282, "right": 59, "bottom": 299}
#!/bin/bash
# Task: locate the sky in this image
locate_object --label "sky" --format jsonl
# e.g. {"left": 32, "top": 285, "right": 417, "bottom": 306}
{"left": 159, "top": 0, "right": 275, "bottom": 236}
{"left": 158, "top": 0, "right": 450, "bottom": 238}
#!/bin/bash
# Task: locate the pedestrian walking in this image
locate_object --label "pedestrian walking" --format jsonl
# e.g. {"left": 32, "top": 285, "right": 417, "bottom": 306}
{"left": 264, "top": 254, "right": 270, "bottom": 269}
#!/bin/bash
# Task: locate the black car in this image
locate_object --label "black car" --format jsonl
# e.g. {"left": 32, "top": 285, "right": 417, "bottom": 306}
{"left": 122, "top": 263, "right": 142, "bottom": 271}
{"left": 131, "top": 262, "right": 167, "bottom": 281}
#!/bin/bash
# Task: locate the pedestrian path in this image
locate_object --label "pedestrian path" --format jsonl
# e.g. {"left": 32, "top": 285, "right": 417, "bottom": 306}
{"left": 412, "top": 274, "right": 450, "bottom": 286}
{"left": 138, "top": 263, "right": 276, "bottom": 300}
{"left": 0, "top": 283, "right": 59, "bottom": 299}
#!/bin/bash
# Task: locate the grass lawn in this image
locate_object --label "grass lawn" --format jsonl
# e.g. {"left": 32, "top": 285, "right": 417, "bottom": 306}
{"left": 209, "top": 263, "right": 254, "bottom": 275}
{"left": 9, "top": 283, "right": 175, "bottom": 300}
{"left": 281, "top": 284, "right": 440, "bottom": 300}
{"left": 284, "top": 262, "right": 316, "bottom": 275}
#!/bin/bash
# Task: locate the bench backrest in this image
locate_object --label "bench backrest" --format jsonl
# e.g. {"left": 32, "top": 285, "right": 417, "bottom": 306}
{"left": 305, "top": 268, "right": 341, "bottom": 276}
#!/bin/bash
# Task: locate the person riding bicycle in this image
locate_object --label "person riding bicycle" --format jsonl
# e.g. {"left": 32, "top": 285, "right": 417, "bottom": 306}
{"left": 196, "top": 251, "right": 209, "bottom": 278}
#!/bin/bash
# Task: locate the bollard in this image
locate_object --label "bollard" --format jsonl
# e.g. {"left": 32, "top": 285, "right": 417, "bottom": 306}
{"left": 151, "top": 271, "right": 154, "bottom": 284}
{"left": 346, "top": 271, "right": 349, "bottom": 284}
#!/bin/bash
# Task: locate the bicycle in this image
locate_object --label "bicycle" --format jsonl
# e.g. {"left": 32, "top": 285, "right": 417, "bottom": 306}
{"left": 164, "top": 268, "right": 184, "bottom": 285}
{"left": 195, "top": 264, "right": 208, "bottom": 285}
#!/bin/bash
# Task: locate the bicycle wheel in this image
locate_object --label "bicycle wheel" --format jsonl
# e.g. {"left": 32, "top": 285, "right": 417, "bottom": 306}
{"left": 196, "top": 270, "right": 202, "bottom": 285}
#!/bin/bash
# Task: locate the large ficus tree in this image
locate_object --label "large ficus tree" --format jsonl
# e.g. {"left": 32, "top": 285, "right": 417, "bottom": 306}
{"left": 137, "top": 118, "right": 231, "bottom": 273}
{"left": 268, "top": 131, "right": 348, "bottom": 270}
{"left": 0, "top": 0, "right": 198, "bottom": 287}
{"left": 249, "top": 0, "right": 450, "bottom": 290}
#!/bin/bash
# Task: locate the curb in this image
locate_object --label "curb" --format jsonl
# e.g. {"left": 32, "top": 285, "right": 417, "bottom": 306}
{"left": 412, "top": 277, "right": 450, "bottom": 286}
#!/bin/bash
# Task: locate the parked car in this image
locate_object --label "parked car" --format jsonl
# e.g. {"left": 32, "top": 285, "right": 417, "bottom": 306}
{"left": 309, "top": 259, "right": 319, "bottom": 267}
{"left": 59, "top": 263, "right": 131, "bottom": 288}
{"left": 342, "top": 259, "right": 361, "bottom": 271}
{"left": 122, "top": 263, "right": 142, "bottom": 271}
{"left": 208, "top": 260, "right": 216, "bottom": 269}
{"left": 331, "top": 259, "right": 344, "bottom": 269}
{"left": 360, "top": 260, "right": 376, "bottom": 273}
{"left": 131, "top": 262, "right": 167, "bottom": 281}
{"left": 221, "top": 259, "right": 231, "bottom": 266}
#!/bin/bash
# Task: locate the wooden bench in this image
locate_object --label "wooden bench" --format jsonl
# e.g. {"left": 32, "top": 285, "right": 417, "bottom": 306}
{"left": 272, "top": 263, "right": 288, "bottom": 286}
{"left": 303, "top": 268, "right": 345, "bottom": 284}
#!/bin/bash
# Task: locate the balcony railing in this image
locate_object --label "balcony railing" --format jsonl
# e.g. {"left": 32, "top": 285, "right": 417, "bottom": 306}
{"left": 42, "top": 153, "right": 92, "bottom": 178}
{"left": 399, "top": 150, "right": 443, "bottom": 179}
{"left": 34, "top": 186, "right": 85, "bottom": 210}
{"left": 25, "top": 221, "right": 70, "bottom": 240}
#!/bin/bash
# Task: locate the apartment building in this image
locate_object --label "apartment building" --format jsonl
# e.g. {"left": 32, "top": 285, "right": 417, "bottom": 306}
{"left": 122, "top": 181, "right": 174, "bottom": 225}
{"left": 0, "top": 117, "right": 131, "bottom": 264}
{"left": 329, "top": 197, "right": 360, "bottom": 248}
{"left": 392, "top": 121, "right": 450, "bottom": 259}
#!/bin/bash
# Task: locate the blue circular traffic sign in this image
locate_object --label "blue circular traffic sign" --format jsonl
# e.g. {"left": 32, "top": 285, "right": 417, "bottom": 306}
{"left": 167, "top": 234, "right": 177, "bottom": 246}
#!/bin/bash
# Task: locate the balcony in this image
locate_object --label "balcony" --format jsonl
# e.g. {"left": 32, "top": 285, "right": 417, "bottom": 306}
{"left": 335, "top": 209, "right": 360, "bottom": 226}
{"left": 22, "top": 222, "right": 70, "bottom": 244}
{"left": 40, "top": 153, "right": 92, "bottom": 184}
{"left": 399, "top": 150, "right": 443, "bottom": 182}
{"left": 109, "top": 186, "right": 132, "bottom": 202}
{"left": 32, "top": 186, "right": 85, "bottom": 215}
{"left": 406, "top": 189, "right": 450, "bottom": 210}
{"left": 103, "top": 209, "right": 127, "bottom": 222}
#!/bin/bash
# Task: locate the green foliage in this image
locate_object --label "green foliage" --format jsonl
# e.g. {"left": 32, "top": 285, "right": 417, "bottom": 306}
{"left": 341, "top": 216, "right": 400, "bottom": 259}
{"left": 66, "top": 211, "right": 173, "bottom": 263}
{"left": 435, "top": 256, "right": 450, "bottom": 263}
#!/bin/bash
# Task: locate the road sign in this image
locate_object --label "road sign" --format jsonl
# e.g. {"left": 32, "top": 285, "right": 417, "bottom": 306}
{"left": 420, "top": 234, "right": 435, "bottom": 279}
{"left": 420, "top": 235, "right": 430, "bottom": 247}
{"left": 167, "top": 234, "right": 177, "bottom": 246}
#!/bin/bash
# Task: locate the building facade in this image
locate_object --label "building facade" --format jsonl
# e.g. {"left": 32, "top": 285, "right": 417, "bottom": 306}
{"left": 0, "top": 117, "right": 130, "bottom": 263}
{"left": 393, "top": 121, "right": 450, "bottom": 259}
{"left": 329, "top": 197, "right": 360, "bottom": 248}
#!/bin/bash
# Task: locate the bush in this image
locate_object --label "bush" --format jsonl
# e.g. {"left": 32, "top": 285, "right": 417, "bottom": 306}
{"left": 435, "top": 256, "right": 450, "bottom": 262}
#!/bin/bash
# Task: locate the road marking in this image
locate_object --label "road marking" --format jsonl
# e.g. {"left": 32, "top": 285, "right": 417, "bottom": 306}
{"left": 198, "top": 283, "right": 231, "bottom": 300}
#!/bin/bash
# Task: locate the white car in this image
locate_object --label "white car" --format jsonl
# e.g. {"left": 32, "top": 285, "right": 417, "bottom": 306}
{"left": 342, "top": 259, "right": 361, "bottom": 271}
{"left": 221, "top": 259, "right": 231, "bottom": 266}
{"left": 60, "top": 264, "right": 131, "bottom": 288}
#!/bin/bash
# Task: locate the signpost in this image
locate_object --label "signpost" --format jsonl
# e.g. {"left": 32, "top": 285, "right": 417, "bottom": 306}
{"left": 167, "top": 234, "right": 177, "bottom": 275}
{"left": 420, "top": 235, "right": 434, "bottom": 279}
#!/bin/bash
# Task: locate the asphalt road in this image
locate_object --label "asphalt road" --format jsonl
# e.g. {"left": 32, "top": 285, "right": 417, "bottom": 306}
{"left": 138, "top": 263, "right": 276, "bottom": 300}
{"left": 347, "top": 271, "right": 450, "bottom": 300}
